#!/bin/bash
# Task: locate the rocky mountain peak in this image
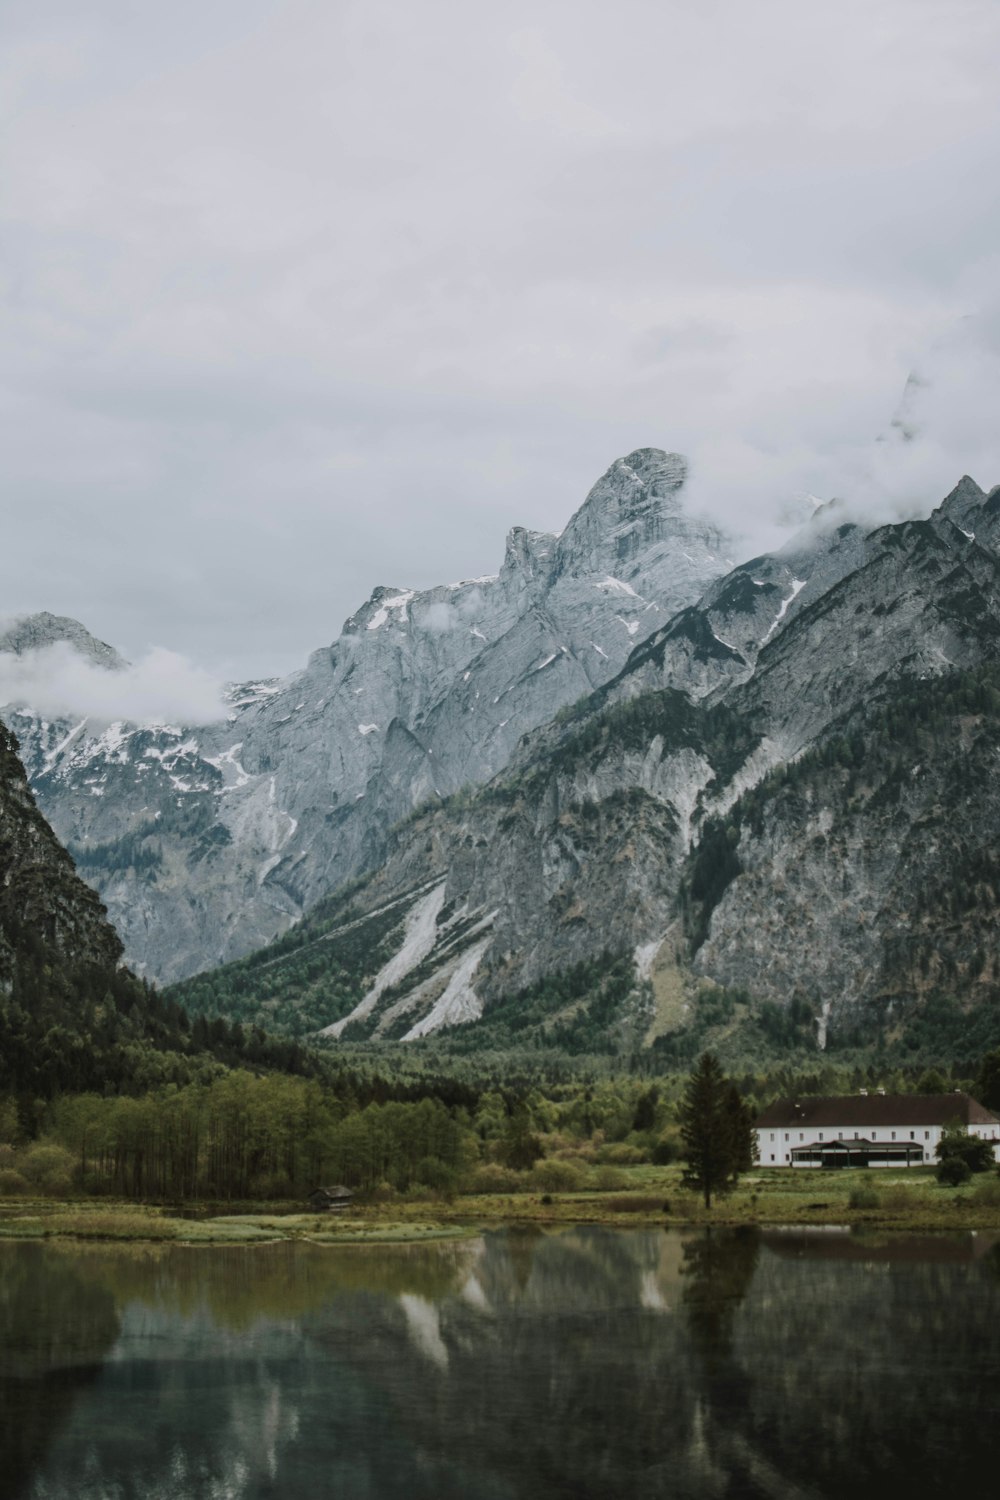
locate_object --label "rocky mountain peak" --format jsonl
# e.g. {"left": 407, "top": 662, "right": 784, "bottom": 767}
{"left": 500, "top": 526, "right": 556, "bottom": 589}
{"left": 935, "top": 474, "right": 987, "bottom": 531}
{"left": 0, "top": 612, "right": 126, "bottom": 670}
{"left": 556, "top": 448, "right": 694, "bottom": 577}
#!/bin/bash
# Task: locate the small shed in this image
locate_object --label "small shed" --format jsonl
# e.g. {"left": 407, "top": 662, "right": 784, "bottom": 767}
{"left": 308, "top": 1185, "right": 355, "bottom": 1213}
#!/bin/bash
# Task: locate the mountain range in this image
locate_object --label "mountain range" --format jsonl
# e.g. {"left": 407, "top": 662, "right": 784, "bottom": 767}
{"left": 4, "top": 450, "right": 1000, "bottom": 1057}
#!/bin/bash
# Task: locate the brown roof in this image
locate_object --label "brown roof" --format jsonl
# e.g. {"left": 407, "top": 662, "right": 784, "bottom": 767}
{"left": 755, "top": 1092, "right": 1000, "bottom": 1129}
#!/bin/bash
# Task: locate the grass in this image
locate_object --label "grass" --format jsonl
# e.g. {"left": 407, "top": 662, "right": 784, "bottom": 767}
{"left": 1, "top": 1165, "right": 999, "bottom": 1243}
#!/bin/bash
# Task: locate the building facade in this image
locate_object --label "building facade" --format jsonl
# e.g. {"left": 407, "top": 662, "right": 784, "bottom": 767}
{"left": 754, "top": 1091, "right": 1000, "bottom": 1168}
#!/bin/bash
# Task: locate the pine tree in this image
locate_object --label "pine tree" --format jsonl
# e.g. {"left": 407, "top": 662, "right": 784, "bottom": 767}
{"left": 679, "top": 1053, "right": 756, "bottom": 1208}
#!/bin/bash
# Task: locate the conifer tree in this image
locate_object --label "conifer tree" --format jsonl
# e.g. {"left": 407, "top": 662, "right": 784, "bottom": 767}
{"left": 679, "top": 1053, "right": 756, "bottom": 1208}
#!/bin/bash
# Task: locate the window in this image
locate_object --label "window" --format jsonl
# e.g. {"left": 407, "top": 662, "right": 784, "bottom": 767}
{"left": 925, "top": 1131, "right": 930, "bottom": 1140}
{"left": 770, "top": 1154, "right": 775, "bottom": 1162}
{"left": 785, "top": 1133, "right": 789, "bottom": 1141}
{"left": 770, "top": 1133, "right": 774, "bottom": 1141}
{"left": 799, "top": 1133, "right": 804, "bottom": 1141}
{"left": 872, "top": 1131, "right": 877, "bottom": 1139}
{"left": 838, "top": 1132, "right": 843, "bottom": 1140}
{"left": 819, "top": 1132, "right": 824, "bottom": 1141}
{"left": 891, "top": 1132, "right": 896, "bottom": 1140}
{"left": 854, "top": 1132, "right": 859, "bottom": 1140}
{"left": 910, "top": 1131, "right": 915, "bottom": 1140}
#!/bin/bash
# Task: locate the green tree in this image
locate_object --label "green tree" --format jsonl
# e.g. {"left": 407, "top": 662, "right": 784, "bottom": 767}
{"left": 935, "top": 1122, "right": 996, "bottom": 1182}
{"left": 679, "top": 1053, "right": 756, "bottom": 1208}
{"left": 975, "top": 1051, "right": 1000, "bottom": 1112}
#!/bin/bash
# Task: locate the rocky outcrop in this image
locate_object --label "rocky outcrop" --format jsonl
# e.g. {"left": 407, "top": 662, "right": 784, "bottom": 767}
{"left": 0, "top": 719, "right": 122, "bottom": 985}
{"left": 1, "top": 449, "right": 734, "bottom": 983}
{"left": 209, "top": 475, "right": 1000, "bottom": 1046}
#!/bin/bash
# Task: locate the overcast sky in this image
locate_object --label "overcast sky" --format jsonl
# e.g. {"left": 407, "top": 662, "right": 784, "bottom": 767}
{"left": 4, "top": 0, "right": 1000, "bottom": 690}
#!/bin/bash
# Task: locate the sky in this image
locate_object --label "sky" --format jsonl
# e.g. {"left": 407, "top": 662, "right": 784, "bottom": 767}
{"left": 3, "top": 0, "right": 1000, "bottom": 701}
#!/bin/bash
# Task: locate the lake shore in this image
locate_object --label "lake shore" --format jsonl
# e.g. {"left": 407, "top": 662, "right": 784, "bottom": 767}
{"left": 3, "top": 1164, "right": 1000, "bottom": 1242}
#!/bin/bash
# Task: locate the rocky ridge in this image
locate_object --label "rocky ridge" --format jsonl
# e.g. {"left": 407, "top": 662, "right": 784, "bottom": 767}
{"left": 171, "top": 474, "right": 1000, "bottom": 1051}
{"left": 0, "top": 449, "right": 734, "bottom": 983}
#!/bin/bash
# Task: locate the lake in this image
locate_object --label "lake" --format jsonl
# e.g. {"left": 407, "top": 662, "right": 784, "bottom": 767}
{"left": 2, "top": 1225, "right": 999, "bottom": 1499}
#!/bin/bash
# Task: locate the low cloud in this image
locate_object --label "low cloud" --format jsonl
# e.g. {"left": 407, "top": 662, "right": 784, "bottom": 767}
{"left": 0, "top": 643, "right": 226, "bottom": 726}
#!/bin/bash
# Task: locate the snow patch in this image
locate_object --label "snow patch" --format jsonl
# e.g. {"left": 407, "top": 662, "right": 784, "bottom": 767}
{"left": 594, "top": 576, "right": 639, "bottom": 598}
{"left": 358, "top": 723, "right": 379, "bottom": 735}
{"left": 533, "top": 653, "right": 558, "bottom": 672}
{"left": 591, "top": 642, "right": 608, "bottom": 659}
{"left": 205, "top": 741, "right": 252, "bottom": 791}
{"left": 615, "top": 616, "right": 640, "bottom": 637}
{"left": 761, "top": 579, "right": 807, "bottom": 644}
{"left": 367, "top": 590, "right": 415, "bottom": 631}
{"left": 43, "top": 718, "right": 88, "bottom": 772}
{"left": 470, "top": 626, "right": 486, "bottom": 642}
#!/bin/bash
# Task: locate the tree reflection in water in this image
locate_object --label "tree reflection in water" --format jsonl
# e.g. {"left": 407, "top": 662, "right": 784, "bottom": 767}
{"left": 4, "top": 1227, "right": 1000, "bottom": 1500}
{"left": 0, "top": 1244, "right": 120, "bottom": 1500}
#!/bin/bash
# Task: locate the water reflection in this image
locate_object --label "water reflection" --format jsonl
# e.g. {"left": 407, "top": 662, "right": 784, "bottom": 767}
{"left": 2, "top": 1226, "right": 999, "bottom": 1499}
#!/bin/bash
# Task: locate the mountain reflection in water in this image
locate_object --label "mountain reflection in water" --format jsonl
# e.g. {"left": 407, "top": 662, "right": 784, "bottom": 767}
{"left": 1, "top": 1226, "right": 999, "bottom": 1499}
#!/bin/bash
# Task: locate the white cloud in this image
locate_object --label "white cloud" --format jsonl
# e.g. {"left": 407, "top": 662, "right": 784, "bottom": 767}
{"left": 1, "top": 1, "right": 999, "bottom": 675}
{"left": 0, "top": 643, "right": 226, "bottom": 725}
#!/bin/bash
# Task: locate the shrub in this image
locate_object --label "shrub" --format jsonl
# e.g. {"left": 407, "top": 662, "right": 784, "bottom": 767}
{"left": 0, "top": 1144, "right": 16, "bottom": 1170}
{"left": 938, "top": 1156, "right": 973, "bottom": 1187}
{"left": 0, "top": 1168, "right": 28, "bottom": 1196}
{"left": 848, "top": 1186, "right": 881, "bottom": 1210}
{"left": 651, "top": 1136, "right": 679, "bottom": 1165}
{"left": 19, "top": 1144, "right": 76, "bottom": 1192}
{"left": 466, "top": 1164, "right": 524, "bottom": 1195}
{"left": 414, "top": 1157, "right": 459, "bottom": 1197}
{"left": 592, "top": 1166, "right": 629, "bottom": 1192}
{"left": 529, "top": 1160, "right": 585, "bottom": 1194}
{"left": 600, "top": 1143, "right": 646, "bottom": 1166}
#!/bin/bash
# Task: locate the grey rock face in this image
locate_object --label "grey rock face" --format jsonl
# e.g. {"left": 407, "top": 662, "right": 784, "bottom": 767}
{"left": 1, "top": 448, "right": 734, "bottom": 983}
{"left": 291, "top": 472, "right": 1000, "bottom": 1046}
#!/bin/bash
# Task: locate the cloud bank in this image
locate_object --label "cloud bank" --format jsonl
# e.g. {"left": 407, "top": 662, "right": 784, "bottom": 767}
{"left": 0, "top": 644, "right": 227, "bottom": 726}
{"left": 1, "top": 1, "right": 1000, "bottom": 675}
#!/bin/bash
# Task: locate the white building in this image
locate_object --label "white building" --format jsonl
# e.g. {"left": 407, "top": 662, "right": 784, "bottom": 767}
{"left": 754, "top": 1090, "right": 1000, "bottom": 1168}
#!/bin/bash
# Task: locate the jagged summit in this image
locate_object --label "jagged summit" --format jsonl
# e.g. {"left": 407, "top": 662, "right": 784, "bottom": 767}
{"left": 1, "top": 444, "right": 733, "bottom": 983}
{"left": 0, "top": 612, "right": 126, "bottom": 670}
{"left": 557, "top": 448, "right": 695, "bottom": 578}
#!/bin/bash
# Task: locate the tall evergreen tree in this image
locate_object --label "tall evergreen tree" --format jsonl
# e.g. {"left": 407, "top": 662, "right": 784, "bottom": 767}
{"left": 679, "top": 1053, "right": 756, "bottom": 1207}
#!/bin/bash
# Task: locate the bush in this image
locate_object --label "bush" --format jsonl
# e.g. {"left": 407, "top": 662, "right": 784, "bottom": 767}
{"left": 19, "top": 1144, "right": 76, "bottom": 1195}
{"left": 592, "top": 1166, "right": 629, "bottom": 1192}
{"left": 937, "top": 1156, "right": 973, "bottom": 1187}
{"left": 848, "top": 1186, "right": 881, "bottom": 1209}
{"left": 529, "top": 1160, "right": 586, "bottom": 1194}
{"left": 414, "top": 1157, "right": 459, "bottom": 1197}
{"left": 465, "top": 1164, "right": 525, "bottom": 1195}
{"left": 600, "top": 1143, "right": 646, "bottom": 1166}
{"left": 650, "top": 1136, "right": 679, "bottom": 1165}
{"left": 0, "top": 1168, "right": 28, "bottom": 1196}
{"left": 0, "top": 1144, "right": 16, "bottom": 1170}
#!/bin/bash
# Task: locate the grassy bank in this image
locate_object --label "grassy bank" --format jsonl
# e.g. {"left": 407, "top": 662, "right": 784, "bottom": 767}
{"left": 2, "top": 1164, "right": 1000, "bottom": 1242}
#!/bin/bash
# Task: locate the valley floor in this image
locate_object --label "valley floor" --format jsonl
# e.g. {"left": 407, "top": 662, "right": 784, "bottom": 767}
{"left": 3, "top": 1165, "right": 1000, "bottom": 1241}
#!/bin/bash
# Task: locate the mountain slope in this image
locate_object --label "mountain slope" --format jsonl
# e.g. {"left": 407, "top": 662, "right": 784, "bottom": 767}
{"left": 170, "top": 475, "right": 1000, "bottom": 1054}
{"left": 2, "top": 448, "right": 734, "bottom": 983}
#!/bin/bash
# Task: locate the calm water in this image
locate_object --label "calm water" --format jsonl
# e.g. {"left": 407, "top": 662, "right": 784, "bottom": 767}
{"left": 2, "top": 1225, "right": 1000, "bottom": 1499}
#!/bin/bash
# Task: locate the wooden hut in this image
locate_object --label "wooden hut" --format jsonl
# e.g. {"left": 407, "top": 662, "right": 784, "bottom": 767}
{"left": 308, "top": 1185, "right": 355, "bottom": 1212}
